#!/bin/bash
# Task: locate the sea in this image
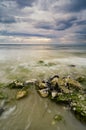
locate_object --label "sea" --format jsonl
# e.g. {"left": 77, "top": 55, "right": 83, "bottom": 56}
{"left": 0, "top": 43, "right": 86, "bottom": 130}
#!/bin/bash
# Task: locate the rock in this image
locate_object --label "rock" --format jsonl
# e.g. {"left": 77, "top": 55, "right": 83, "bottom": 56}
{"left": 71, "top": 100, "right": 86, "bottom": 123}
{"left": 50, "top": 77, "right": 59, "bottom": 87}
{"left": 51, "top": 90, "right": 58, "bottom": 98}
{"left": 64, "top": 77, "right": 82, "bottom": 90}
{"left": 24, "top": 79, "right": 37, "bottom": 86}
{"left": 56, "top": 93, "right": 71, "bottom": 104}
{"left": 0, "top": 107, "right": 5, "bottom": 116}
{"left": 36, "top": 80, "right": 48, "bottom": 89}
{"left": 50, "top": 77, "right": 70, "bottom": 94}
{"left": 50, "top": 75, "right": 59, "bottom": 81}
{"left": 8, "top": 80, "right": 24, "bottom": 89}
{"left": 37, "top": 88, "right": 49, "bottom": 98}
{"left": 16, "top": 90, "right": 28, "bottom": 100}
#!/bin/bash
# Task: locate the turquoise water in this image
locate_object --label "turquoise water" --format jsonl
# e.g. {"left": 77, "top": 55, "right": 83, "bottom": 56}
{"left": 0, "top": 44, "right": 86, "bottom": 130}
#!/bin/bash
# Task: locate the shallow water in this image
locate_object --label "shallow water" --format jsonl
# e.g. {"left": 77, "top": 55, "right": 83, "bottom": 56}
{"left": 0, "top": 44, "right": 86, "bottom": 130}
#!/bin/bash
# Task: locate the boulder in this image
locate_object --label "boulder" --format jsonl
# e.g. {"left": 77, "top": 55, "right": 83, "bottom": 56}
{"left": 37, "top": 88, "right": 49, "bottom": 98}
{"left": 64, "top": 77, "right": 82, "bottom": 90}
{"left": 36, "top": 80, "right": 48, "bottom": 89}
{"left": 50, "top": 77, "right": 70, "bottom": 94}
{"left": 0, "top": 107, "right": 5, "bottom": 116}
{"left": 16, "top": 90, "right": 28, "bottom": 100}
{"left": 8, "top": 80, "right": 24, "bottom": 89}
{"left": 24, "top": 79, "right": 37, "bottom": 86}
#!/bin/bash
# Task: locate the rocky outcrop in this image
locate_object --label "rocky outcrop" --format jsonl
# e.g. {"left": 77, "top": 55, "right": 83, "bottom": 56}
{"left": 36, "top": 75, "right": 86, "bottom": 123}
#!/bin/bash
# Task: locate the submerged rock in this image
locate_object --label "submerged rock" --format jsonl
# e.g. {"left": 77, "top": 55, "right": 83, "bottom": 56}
{"left": 68, "top": 64, "right": 76, "bottom": 67}
{"left": 16, "top": 90, "right": 28, "bottom": 100}
{"left": 54, "top": 114, "right": 63, "bottom": 121}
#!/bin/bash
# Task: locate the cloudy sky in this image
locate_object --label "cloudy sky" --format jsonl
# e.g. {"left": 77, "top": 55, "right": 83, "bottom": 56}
{"left": 0, "top": 0, "right": 86, "bottom": 44}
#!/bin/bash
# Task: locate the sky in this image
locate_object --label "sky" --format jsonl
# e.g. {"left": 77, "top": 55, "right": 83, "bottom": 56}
{"left": 0, "top": 0, "right": 86, "bottom": 44}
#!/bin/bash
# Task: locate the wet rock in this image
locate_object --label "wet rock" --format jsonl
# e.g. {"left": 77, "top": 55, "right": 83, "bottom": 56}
{"left": 0, "top": 107, "right": 5, "bottom": 116}
{"left": 24, "top": 79, "right": 37, "bottom": 86}
{"left": 8, "top": 80, "right": 24, "bottom": 89}
{"left": 36, "top": 80, "right": 48, "bottom": 89}
{"left": 71, "top": 99, "right": 86, "bottom": 123}
{"left": 64, "top": 76, "right": 82, "bottom": 90}
{"left": 37, "top": 88, "right": 49, "bottom": 98}
{"left": 16, "top": 90, "right": 28, "bottom": 100}
{"left": 51, "top": 90, "right": 58, "bottom": 98}
{"left": 50, "top": 76, "right": 70, "bottom": 94}
{"left": 56, "top": 93, "right": 71, "bottom": 104}
{"left": 49, "top": 75, "right": 59, "bottom": 81}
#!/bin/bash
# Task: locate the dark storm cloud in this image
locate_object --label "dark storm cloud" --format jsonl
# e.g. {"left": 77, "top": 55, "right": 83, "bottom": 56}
{"left": 75, "top": 20, "right": 86, "bottom": 26}
{"left": 55, "top": 16, "right": 77, "bottom": 31}
{"left": 0, "top": 0, "right": 86, "bottom": 44}
{"left": 35, "top": 16, "right": 77, "bottom": 31}
{"left": 53, "top": 0, "right": 86, "bottom": 13}
{"left": 0, "top": 2, "right": 16, "bottom": 24}
{"left": 0, "top": 15, "right": 16, "bottom": 24}
{"left": 0, "top": 30, "right": 55, "bottom": 38}
{"left": 35, "top": 22, "right": 53, "bottom": 30}
{"left": 0, "top": 0, "right": 35, "bottom": 8}
{"left": 64, "top": 0, "right": 86, "bottom": 12}
{"left": 15, "top": 0, "right": 35, "bottom": 8}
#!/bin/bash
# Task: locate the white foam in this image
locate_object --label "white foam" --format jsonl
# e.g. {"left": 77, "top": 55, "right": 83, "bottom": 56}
{"left": 1, "top": 106, "right": 16, "bottom": 119}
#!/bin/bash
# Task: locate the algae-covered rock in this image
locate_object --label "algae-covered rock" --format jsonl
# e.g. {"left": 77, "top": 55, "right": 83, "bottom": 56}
{"left": 50, "top": 76, "right": 71, "bottom": 94}
{"left": 64, "top": 76, "right": 82, "bottom": 90}
{"left": 8, "top": 80, "right": 24, "bottom": 89}
{"left": 16, "top": 90, "right": 28, "bottom": 100}
{"left": 37, "top": 88, "right": 49, "bottom": 98}
{"left": 70, "top": 94, "right": 86, "bottom": 123}
{"left": 52, "top": 114, "right": 63, "bottom": 125}
{"left": 56, "top": 93, "right": 71, "bottom": 104}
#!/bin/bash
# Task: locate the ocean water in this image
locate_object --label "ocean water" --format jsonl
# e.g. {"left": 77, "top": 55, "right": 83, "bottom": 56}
{"left": 0, "top": 44, "right": 86, "bottom": 130}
